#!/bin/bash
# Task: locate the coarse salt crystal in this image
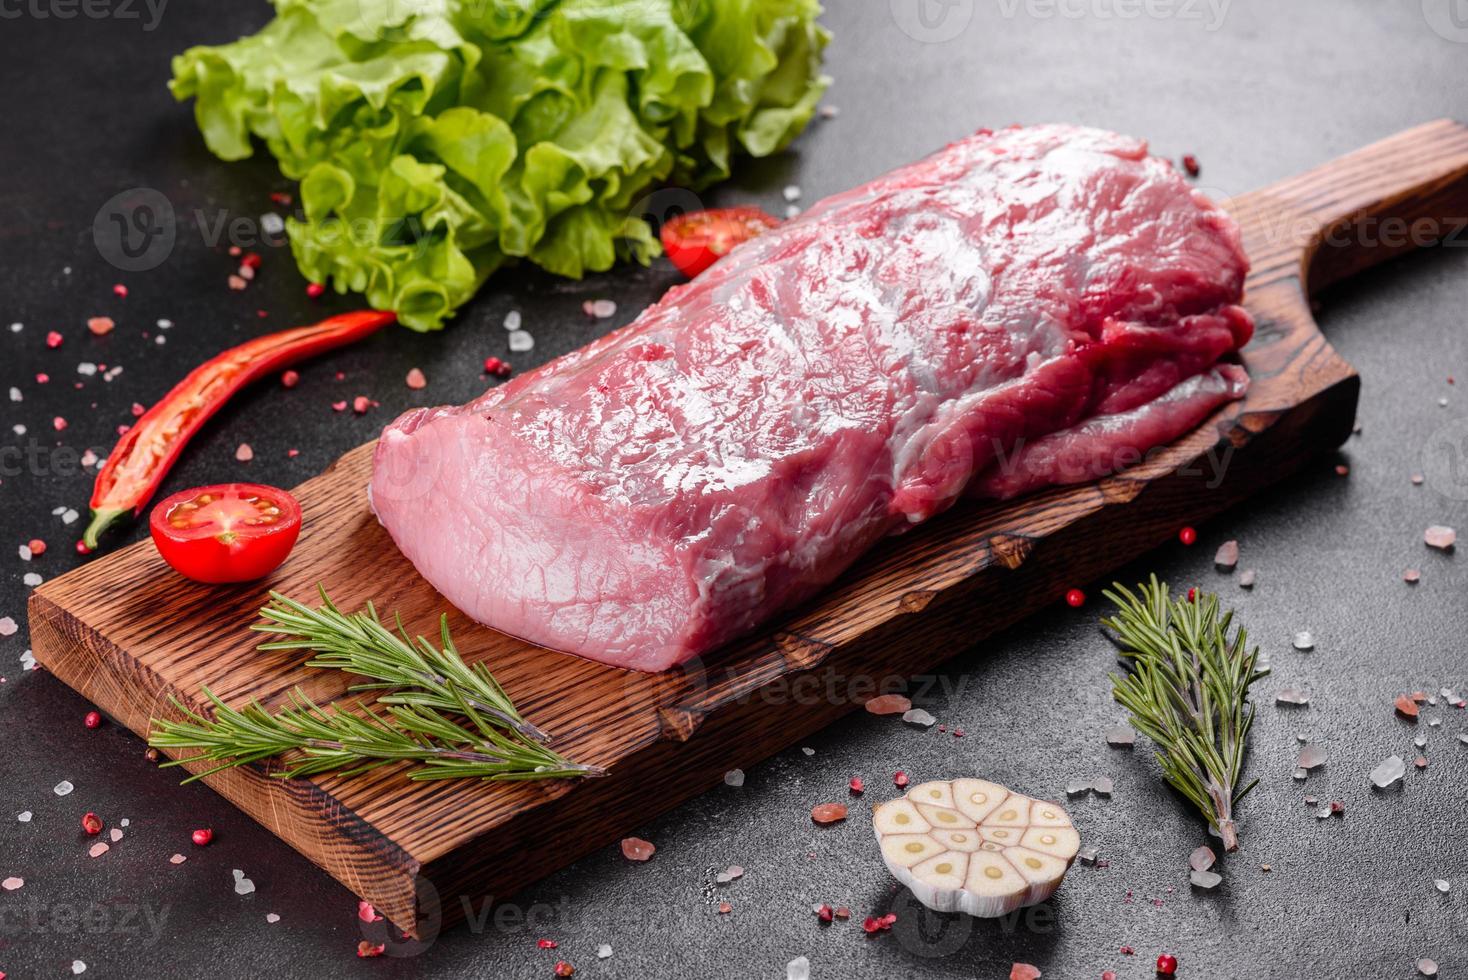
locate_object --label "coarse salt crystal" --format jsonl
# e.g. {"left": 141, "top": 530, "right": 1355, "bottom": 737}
{"left": 597, "top": 944, "right": 612, "bottom": 959}
{"left": 787, "top": 955, "right": 811, "bottom": 980}
{"left": 17, "top": 811, "right": 32, "bottom": 822}
{"left": 508, "top": 330, "right": 534, "bottom": 353}
{"left": 54, "top": 780, "right": 74, "bottom": 796}
{"left": 902, "top": 707, "right": 936, "bottom": 727}
{"left": 266, "top": 913, "right": 281, "bottom": 924}
{"left": 236, "top": 443, "right": 254, "bottom": 462}
{"left": 88, "top": 842, "right": 109, "bottom": 858}
{"left": 72, "top": 960, "right": 87, "bottom": 975}
{"left": 1106, "top": 724, "right": 1136, "bottom": 747}
{"left": 0, "top": 618, "right": 16, "bottom": 637}
{"left": 1425, "top": 525, "right": 1456, "bottom": 550}
{"left": 620, "top": 837, "right": 655, "bottom": 861}
{"left": 260, "top": 212, "right": 285, "bottom": 236}
{"left": 1297, "top": 745, "right": 1326, "bottom": 770}
{"left": 62, "top": 509, "right": 78, "bottom": 525}
{"left": 77, "top": 362, "right": 97, "bottom": 376}
{"left": 503, "top": 310, "right": 522, "bottom": 331}
{"left": 170, "top": 854, "right": 187, "bottom": 865}
{"left": 1370, "top": 755, "right": 1406, "bottom": 789}
{"left": 157, "top": 319, "right": 172, "bottom": 329}
{"left": 8, "top": 387, "right": 20, "bottom": 402}
{"left": 724, "top": 769, "right": 745, "bottom": 787}
{"left": 783, "top": 185, "right": 802, "bottom": 202}
{"left": 2, "top": 877, "right": 22, "bottom": 890}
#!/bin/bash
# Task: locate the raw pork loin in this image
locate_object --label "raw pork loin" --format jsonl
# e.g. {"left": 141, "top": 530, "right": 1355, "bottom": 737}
{"left": 371, "top": 125, "right": 1252, "bottom": 672}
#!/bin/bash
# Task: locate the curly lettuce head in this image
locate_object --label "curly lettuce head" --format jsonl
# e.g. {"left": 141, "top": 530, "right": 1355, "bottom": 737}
{"left": 171, "top": 0, "right": 829, "bottom": 330}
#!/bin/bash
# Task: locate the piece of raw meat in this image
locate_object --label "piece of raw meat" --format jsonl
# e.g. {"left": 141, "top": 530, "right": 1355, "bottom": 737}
{"left": 371, "top": 125, "right": 1253, "bottom": 672}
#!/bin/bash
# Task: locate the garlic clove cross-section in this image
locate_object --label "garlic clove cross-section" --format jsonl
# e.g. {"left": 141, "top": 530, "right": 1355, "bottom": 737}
{"left": 951, "top": 778, "right": 1008, "bottom": 823}
{"left": 872, "top": 777, "right": 1080, "bottom": 918}
{"left": 873, "top": 797, "right": 932, "bottom": 836}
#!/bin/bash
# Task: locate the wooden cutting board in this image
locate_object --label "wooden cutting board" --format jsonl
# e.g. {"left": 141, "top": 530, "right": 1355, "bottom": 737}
{"left": 29, "top": 120, "right": 1468, "bottom": 940}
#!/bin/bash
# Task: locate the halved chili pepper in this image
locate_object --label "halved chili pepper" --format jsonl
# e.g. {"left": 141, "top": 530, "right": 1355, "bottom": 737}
{"left": 82, "top": 310, "right": 396, "bottom": 549}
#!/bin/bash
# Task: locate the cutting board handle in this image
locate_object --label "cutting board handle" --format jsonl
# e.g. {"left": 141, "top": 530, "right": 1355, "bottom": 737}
{"left": 1229, "top": 119, "right": 1468, "bottom": 294}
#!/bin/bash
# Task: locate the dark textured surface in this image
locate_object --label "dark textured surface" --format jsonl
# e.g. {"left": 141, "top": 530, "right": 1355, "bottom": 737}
{"left": 1, "top": 2, "right": 1466, "bottom": 977}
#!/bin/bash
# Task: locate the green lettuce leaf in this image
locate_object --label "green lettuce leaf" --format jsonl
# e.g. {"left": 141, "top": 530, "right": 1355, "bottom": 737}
{"left": 172, "top": 0, "right": 829, "bottom": 330}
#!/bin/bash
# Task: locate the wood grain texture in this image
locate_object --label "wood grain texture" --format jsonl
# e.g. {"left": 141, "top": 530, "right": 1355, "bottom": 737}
{"left": 29, "top": 120, "right": 1468, "bottom": 938}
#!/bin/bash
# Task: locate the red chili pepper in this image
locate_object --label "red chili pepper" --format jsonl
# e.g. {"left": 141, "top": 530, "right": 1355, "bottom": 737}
{"left": 82, "top": 310, "right": 395, "bottom": 549}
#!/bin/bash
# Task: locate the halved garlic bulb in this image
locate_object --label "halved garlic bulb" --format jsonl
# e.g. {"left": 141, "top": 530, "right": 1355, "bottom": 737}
{"left": 873, "top": 778, "right": 1079, "bottom": 917}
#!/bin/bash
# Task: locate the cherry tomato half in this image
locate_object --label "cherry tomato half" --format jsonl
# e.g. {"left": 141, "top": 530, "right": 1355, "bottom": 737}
{"left": 660, "top": 206, "right": 780, "bottom": 279}
{"left": 149, "top": 483, "right": 302, "bottom": 584}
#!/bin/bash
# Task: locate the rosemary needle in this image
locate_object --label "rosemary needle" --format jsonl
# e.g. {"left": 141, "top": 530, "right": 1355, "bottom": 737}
{"left": 1103, "top": 575, "right": 1265, "bottom": 852}
{"left": 149, "top": 591, "right": 602, "bottom": 784}
{"left": 253, "top": 588, "right": 551, "bottom": 744}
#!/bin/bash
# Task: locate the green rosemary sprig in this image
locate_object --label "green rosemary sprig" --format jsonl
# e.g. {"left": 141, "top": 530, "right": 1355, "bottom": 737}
{"left": 148, "top": 593, "right": 603, "bottom": 784}
{"left": 253, "top": 588, "right": 550, "bottom": 744}
{"left": 1103, "top": 576, "right": 1266, "bottom": 852}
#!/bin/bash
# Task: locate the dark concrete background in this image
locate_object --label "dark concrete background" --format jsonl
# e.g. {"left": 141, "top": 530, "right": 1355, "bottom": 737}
{"left": 2, "top": 1, "right": 1466, "bottom": 977}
